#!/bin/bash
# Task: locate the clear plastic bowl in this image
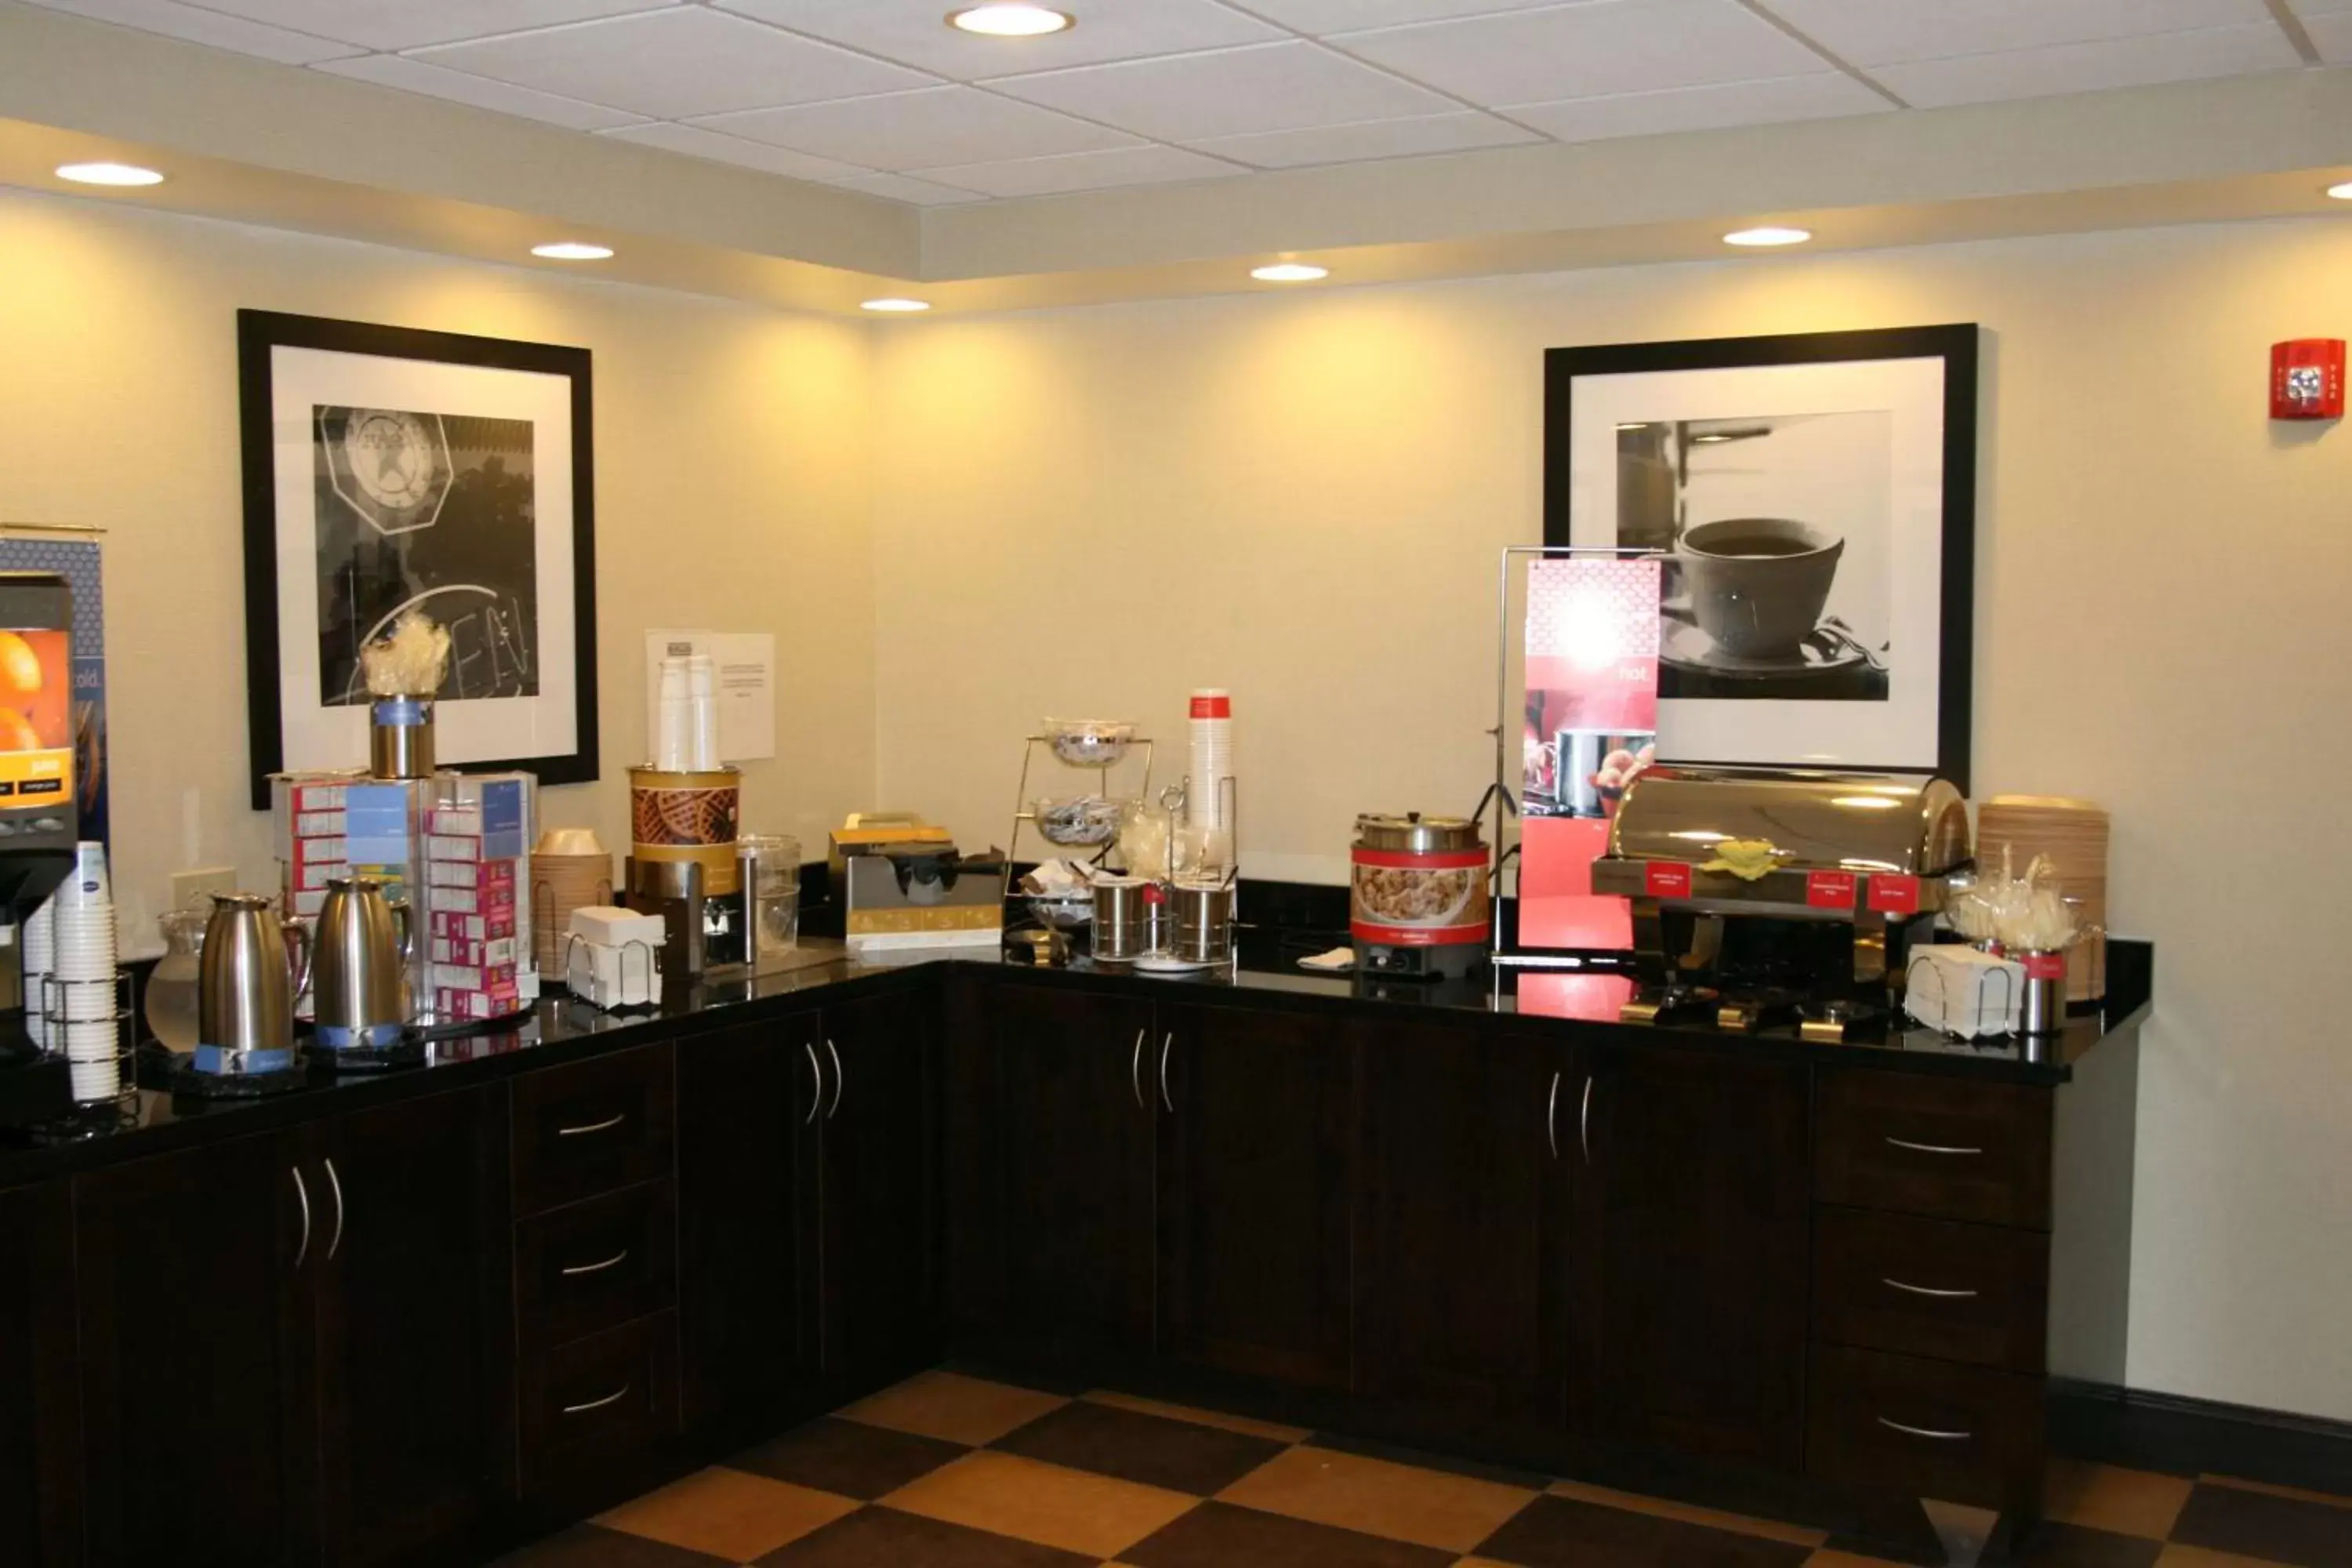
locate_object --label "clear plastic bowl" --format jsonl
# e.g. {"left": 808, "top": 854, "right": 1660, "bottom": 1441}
{"left": 1045, "top": 719, "right": 1134, "bottom": 768}
{"left": 1032, "top": 795, "right": 1123, "bottom": 847}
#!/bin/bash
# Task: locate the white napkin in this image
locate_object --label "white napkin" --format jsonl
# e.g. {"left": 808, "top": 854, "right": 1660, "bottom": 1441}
{"left": 1297, "top": 946, "right": 1355, "bottom": 972}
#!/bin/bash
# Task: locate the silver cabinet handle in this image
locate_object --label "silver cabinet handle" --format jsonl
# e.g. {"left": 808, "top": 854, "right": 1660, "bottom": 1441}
{"left": 291, "top": 1166, "right": 312, "bottom": 1269}
{"left": 557, "top": 1111, "right": 627, "bottom": 1138}
{"left": 1547, "top": 1071, "right": 1561, "bottom": 1160}
{"left": 1884, "top": 1136, "right": 1981, "bottom": 1156}
{"left": 1580, "top": 1074, "right": 1594, "bottom": 1165}
{"left": 801, "top": 1040, "right": 822, "bottom": 1125}
{"left": 561, "top": 1385, "right": 630, "bottom": 1416}
{"left": 561, "top": 1248, "right": 631, "bottom": 1278}
{"left": 1877, "top": 1416, "right": 1972, "bottom": 1442}
{"left": 323, "top": 1157, "right": 345, "bottom": 1261}
{"left": 1883, "top": 1276, "right": 1979, "bottom": 1300}
{"left": 1158, "top": 1033, "right": 1174, "bottom": 1114}
{"left": 826, "top": 1037, "right": 844, "bottom": 1120}
{"left": 1131, "top": 1029, "right": 1146, "bottom": 1110}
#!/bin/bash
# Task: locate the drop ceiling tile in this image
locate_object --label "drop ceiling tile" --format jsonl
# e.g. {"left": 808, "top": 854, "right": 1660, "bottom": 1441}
{"left": 1755, "top": 0, "right": 2274, "bottom": 68}
{"left": 597, "top": 122, "right": 867, "bottom": 180}
{"left": 697, "top": 85, "right": 1138, "bottom": 170}
{"left": 1188, "top": 110, "right": 1538, "bottom": 169}
{"left": 16, "top": 0, "right": 358, "bottom": 64}
{"left": 180, "top": 0, "right": 677, "bottom": 51}
{"left": 820, "top": 170, "right": 990, "bottom": 205}
{"left": 2308, "top": 14, "right": 2352, "bottom": 62}
{"left": 910, "top": 143, "right": 1243, "bottom": 198}
{"left": 714, "top": 0, "right": 1280, "bottom": 79}
{"left": 1504, "top": 71, "right": 1888, "bottom": 142}
{"left": 1236, "top": 0, "right": 1595, "bottom": 33}
{"left": 985, "top": 39, "right": 1454, "bottom": 141}
{"left": 408, "top": 8, "right": 934, "bottom": 119}
{"left": 1871, "top": 23, "right": 2300, "bottom": 107}
{"left": 314, "top": 55, "right": 651, "bottom": 129}
{"left": 1334, "top": 0, "right": 1834, "bottom": 109}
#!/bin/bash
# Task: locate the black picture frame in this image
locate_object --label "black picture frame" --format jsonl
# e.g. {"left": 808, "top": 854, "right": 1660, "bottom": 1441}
{"left": 1542, "top": 323, "right": 1978, "bottom": 792}
{"left": 237, "top": 309, "right": 599, "bottom": 809}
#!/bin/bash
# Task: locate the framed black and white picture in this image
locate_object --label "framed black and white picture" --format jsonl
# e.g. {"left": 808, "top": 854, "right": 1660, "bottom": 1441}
{"left": 238, "top": 310, "right": 598, "bottom": 808}
{"left": 1544, "top": 324, "right": 1976, "bottom": 790}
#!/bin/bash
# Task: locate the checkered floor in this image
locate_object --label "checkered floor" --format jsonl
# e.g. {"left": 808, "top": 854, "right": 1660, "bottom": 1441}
{"left": 496, "top": 1368, "right": 2352, "bottom": 1568}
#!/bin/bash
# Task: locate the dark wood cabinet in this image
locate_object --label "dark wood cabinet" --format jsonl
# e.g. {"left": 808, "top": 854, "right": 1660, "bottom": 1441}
{"left": 986, "top": 982, "right": 1157, "bottom": 1356}
{"left": 312, "top": 1086, "right": 512, "bottom": 1568}
{"left": 75, "top": 1131, "right": 313, "bottom": 1568}
{"left": 0, "top": 1181, "right": 78, "bottom": 1567}
{"left": 1354, "top": 1022, "right": 1571, "bottom": 1426}
{"left": 1156, "top": 1003, "right": 1354, "bottom": 1390}
{"left": 678, "top": 1014, "right": 815, "bottom": 1437}
{"left": 1570, "top": 1045, "right": 1810, "bottom": 1471}
{"left": 814, "top": 988, "right": 941, "bottom": 1387}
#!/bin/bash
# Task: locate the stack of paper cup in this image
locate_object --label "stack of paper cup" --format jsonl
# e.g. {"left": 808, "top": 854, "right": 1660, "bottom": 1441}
{"left": 51, "top": 842, "right": 122, "bottom": 1102}
{"left": 20, "top": 895, "right": 55, "bottom": 1051}
{"left": 1187, "top": 688, "right": 1232, "bottom": 830}
{"left": 687, "top": 655, "right": 719, "bottom": 770}
{"left": 654, "top": 656, "right": 691, "bottom": 771}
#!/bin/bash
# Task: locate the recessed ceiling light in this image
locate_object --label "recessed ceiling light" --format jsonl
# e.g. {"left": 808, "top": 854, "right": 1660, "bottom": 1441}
{"left": 1250, "top": 263, "right": 1329, "bottom": 282}
{"left": 948, "top": 4, "right": 1073, "bottom": 37}
{"left": 532, "top": 241, "right": 613, "bottom": 260}
{"left": 862, "top": 297, "right": 931, "bottom": 313}
{"left": 55, "top": 162, "right": 164, "bottom": 187}
{"left": 1723, "top": 227, "right": 1812, "bottom": 248}
{"left": 2328, "top": 181, "right": 2352, "bottom": 201}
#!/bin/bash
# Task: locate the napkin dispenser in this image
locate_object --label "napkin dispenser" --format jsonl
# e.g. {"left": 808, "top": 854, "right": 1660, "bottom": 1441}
{"left": 1904, "top": 946, "right": 2024, "bottom": 1039}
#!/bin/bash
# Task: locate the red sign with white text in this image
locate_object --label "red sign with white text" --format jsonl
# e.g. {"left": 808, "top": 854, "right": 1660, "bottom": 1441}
{"left": 1645, "top": 862, "right": 1692, "bottom": 899}
{"left": 1806, "top": 870, "right": 1858, "bottom": 910}
{"left": 1867, "top": 873, "right": 1922, "bottom": 915}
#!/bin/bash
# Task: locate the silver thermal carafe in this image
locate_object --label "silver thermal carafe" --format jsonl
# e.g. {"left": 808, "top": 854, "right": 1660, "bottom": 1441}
{"left": 311, "top": 876, "right": 412, "bottom": 1052}
{"left": 194, "top": 893, "right": 311, "bottom": 1078}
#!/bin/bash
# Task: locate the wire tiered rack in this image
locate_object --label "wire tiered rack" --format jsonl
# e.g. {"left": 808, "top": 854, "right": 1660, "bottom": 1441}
{"left": 1000, "top": 730, "right": 1156, "bottom": 922}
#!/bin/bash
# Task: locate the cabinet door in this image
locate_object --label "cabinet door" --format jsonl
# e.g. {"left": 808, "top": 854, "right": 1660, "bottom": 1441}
{"left": 992, "top": 982, "right": 1156, "bottom": 1356}
{"left": 1355, "top": 1023, "right": 1570, "bottom": 1425}
{"left": 76, "top": 1132, "right": 314, "bottom": 1568}
{"left": 1570, "top": 1046, "right": 1809, "bottom": 1470}
{"left": 0, "top": 1181, "right": 78, "bottom": 1567}
{"left": 1156, "top": 1003, "right": 1354, "bottom": 1390}
{"left": 816, "top": 988, "right": 940, "bottom": 1386}
{"left": 680, "top": 1014, "right": 812, "bottom": 1437}
{"left": 313, "top": 1087, "right": 513, "bottom": 1568}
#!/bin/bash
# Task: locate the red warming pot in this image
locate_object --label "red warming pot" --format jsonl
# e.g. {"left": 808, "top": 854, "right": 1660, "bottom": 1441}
{"left": 1350, "top": 812, "right": 1490, "bottom": 981}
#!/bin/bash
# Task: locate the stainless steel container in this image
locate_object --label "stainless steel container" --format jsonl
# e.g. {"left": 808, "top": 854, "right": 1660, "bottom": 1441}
{"left": 312, "top": 876, "right": 412, "bottom": 1050}
{"left": 195, "top": 892, "right": 311, "bottom": 1073}
{"left": 368, "top": 696, "right": 435, "bottom": 779}
{"left": 2020, "top": 951, "right": 2068, "bottom": 1036}
{"left": 1170, "top": 879, "right": 1234, "bottom": 965}
{"left": 1091, "top": 877, "right": 1149, "bottom": 963}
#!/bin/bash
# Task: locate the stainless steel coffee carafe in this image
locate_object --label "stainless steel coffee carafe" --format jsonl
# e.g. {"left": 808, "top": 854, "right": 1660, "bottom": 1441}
{"left": 313, "top": 876, "right": 412, "bottom": 1049}
{"left": 196, "top": 892, "right": 311, "bottom": 1073}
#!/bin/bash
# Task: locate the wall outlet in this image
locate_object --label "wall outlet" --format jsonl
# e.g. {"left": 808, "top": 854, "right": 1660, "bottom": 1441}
{"left": 170, "top": 866, "right": 238, "bottom": 913}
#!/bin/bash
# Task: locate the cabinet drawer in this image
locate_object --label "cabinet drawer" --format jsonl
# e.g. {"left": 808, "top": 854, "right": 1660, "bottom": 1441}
{"left": 1806, "top": 1345, "right": 2042, "bottom": 1510}
{"left": 513, "top": 1044, "right": 675, "bottom": 1215}
{"left": 1815, "top": 1070, "right": 2051, "bottom": 1229}
{"left": 1813, "top": 1207, "right": 2047, "bottom": 1373}
{"left": 517, "top": 1180, "right": 677, "bottom": 1346}
{"left": 519, "top": 1312, "right": 681, "bottom": 1512}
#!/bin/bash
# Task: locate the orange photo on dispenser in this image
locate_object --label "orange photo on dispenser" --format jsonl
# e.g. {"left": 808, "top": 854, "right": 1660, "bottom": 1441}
{"left": 0, "top": 627, "right": 73, "bottom": 804}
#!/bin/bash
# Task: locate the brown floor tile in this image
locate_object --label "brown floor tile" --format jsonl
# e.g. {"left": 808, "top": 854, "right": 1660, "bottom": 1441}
{"left": 1081, "top": 1388, "right": 1311, "bottom": 1444}
{"left": 1546, "top": 1477, "right": 1829, "bottom": 1549}
{"left": 2008, "top": 1521, "right": 2165, "bottom": 1566}
{"left": 884, "top": 1450, "right": 1198, "bottom": 1559}
{"left": 598, "top": 1466, "right": 858, "bottom": 1562}
{"left": 1801, "top": 1552, "right": 1913, "bottom": 1567}
{"left": 838, "top": 1370, "right": 1069, "bottom": 1447}
{"left": 731, "top": 1416, "right": 969, "bottom": 1500}
{"left": 993, "top": 1399, "right": 1289, "bottom": 1496}
{"left": 2170, "top": 1483, "right": 2352, "bottom": 1568}
{"left": 1475, "top": 1494, "right": 1815, "bottom": 1567}
{"left": 2047, "top": 1463, "right": 2197, "bottom": 1540}
{"left": 1216, "top": 1440, "right": 1536, "bottom": 1554}
{"left": 2156, "top": 1546, "right": 2302, "bottom": 1566}
{"left": 1302, "top": 1431, "right": 1552, "bottom": 1490}
{"left": 2202, "top": 1477, "right": 2352, "bottom": 1514}
{"left": 492, "top": 1522, "right": 733, "bottom": 1567}
{"left": 755, "top": 1505, "right": 1097, "bottom": 1567}
{"left": 1123, "top": 1499, "right": 1456, "bottom": 1568}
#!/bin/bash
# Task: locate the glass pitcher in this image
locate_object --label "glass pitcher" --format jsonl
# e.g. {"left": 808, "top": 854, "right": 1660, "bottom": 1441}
{"left": 144, "top": 908, "right": 206, "bottom": 1052}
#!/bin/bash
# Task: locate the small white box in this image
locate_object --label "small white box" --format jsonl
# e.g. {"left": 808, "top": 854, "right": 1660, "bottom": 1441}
{"left": 568, "top": 938, "right": 659, "bottom": 1008}
{"left": 568, "top": 906, "right": 665, "bottom": 949}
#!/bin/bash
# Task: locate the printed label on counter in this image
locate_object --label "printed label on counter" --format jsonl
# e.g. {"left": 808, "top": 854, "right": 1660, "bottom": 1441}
{"left": 1806, "top": 870, "right": 1859, "bottom": 910}
{"left": 1867, "top": 873, "right": 1921, "bottom": 915}
{"left": 1644, "top": 862, "right": 1692, "bottom": 898}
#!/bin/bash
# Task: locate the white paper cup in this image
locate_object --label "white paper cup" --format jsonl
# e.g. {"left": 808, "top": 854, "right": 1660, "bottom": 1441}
{"left": 52, "top": 843, "right": 111, "bottom": 909}
{"left": 69, "top": 1058, "right": 121, "bottom": 1102}
{"left": 56, "top": 983, "right": 118, "bottom": 1025}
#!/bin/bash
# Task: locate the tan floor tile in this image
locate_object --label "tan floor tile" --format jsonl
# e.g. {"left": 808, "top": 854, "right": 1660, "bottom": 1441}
{"left": 882, "top": 1450, "right": 1196, "bottom": 1559}
{"left": 2156, "top": 1545, "right": 2293, "bottom": 1566}
{"left": 2045, "top": 1460, "right": 2195, "bottom": 1539}
{"left": 1080, "top": 1388, "right": 1311, "bottom": 1444}
{"left": 837, "top": 1369, "right": 1068, "bottom": 1446}
{"left": 597, "top": 1465, "right": 856, "bottom": 1560}
{"left": 2201, "top": 1473, "right": 2352, "bottom": 1511}
{"left": 1547, "top": 1476, "right": 1828, "bottom": 1548}
{"left": 1215, "top": 1443, "right": 1536, "bottom": 1554}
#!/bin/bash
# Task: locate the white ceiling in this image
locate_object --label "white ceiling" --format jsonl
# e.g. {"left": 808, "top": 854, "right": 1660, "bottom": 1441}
{"left": 18, "top": 0, "right": 2336, "bottom": 204}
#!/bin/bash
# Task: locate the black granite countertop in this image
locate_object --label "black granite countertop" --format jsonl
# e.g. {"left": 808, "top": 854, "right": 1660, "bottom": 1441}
{"left": 0, "top": 938, "right": 2150, "bottom": 1187}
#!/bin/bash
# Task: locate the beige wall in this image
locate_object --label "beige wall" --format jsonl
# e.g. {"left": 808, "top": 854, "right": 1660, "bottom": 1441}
{"left": 873, "top": 216, "right": 2352, "bottom": 1421}
{"left": 0, "top": 185, "right": 877, "bottom": 948}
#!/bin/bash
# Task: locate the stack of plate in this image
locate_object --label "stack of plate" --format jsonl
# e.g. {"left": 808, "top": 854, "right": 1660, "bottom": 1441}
{"left": 530, "top": 828, "right": 614, "bottom": 978}
{"left": 1976, "top": 796, "right": 2109, "bottom": 1002}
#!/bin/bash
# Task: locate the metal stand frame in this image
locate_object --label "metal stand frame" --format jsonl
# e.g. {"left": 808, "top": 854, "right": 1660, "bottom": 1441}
{"left": 1001, "top": 735, "right": 1156, "bottom": 918}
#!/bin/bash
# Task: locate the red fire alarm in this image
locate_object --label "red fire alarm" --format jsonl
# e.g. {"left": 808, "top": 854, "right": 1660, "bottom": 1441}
{"left": 2271, "top": 339, "right": 2345, "bottom": 419}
